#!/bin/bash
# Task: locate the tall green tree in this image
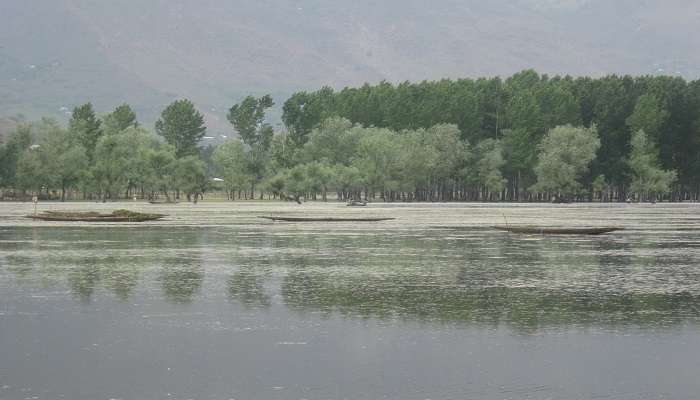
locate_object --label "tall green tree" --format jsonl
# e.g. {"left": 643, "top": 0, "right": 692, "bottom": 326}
{"left": 626, "top": 94, "right": 668, "bottom": 143}
{"left": 227, "top": 95, "right": 275, "bottom": 196}
{"left": 227, "top": 95, "right": 274, "bottom": 149}
{"left": 155, "top": 99, "right": 207, "bottom": 158}
{"left": 473, "top": 139, "right": 507, "bottom": 199}
{"left": 144, "top": 144, "right": 177, "bottom": 200}
{"left": 628, "top": 129, "right": 677, "bottom": 201}
{"left": 103, "top": 103, "right": 138, "bottom": 135}
{"left": 69, "top": 103, "right": 102, "bottom": 161}
{"left": 354, "top": 128, "right": 402, "bottom": 199}
{"left": 532, "top": 125, "right": 601, "bottom": 197}
{"left": 15, "top": 149, "right": 44, "bottom": 193}
{"left": 213, "top": 139, "right": 250, "bottom": 200}
{"left": 0, "top": 124, "right": 33, "bottom": 188}
{"left": 282, "top": 87, "right": 335, "bottom": 146}
{"left": 92, "top": 127, "right": 155, "bottom": 201}
{"left": 172, "top": 156, "right": 208, "bottom": 202}
{"left": 37, "top": 125, "right": 89, "bottom": 201}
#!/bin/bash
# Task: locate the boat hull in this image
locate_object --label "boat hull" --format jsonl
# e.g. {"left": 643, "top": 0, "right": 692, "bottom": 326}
{"left": 493, "top": 226, "right": 622, "bottom": 235}
{"left": 27, "top": 210, "right": 166, "bottom": 222}
{"left": 260, "top": 216, "right": 394, "bottom": 222}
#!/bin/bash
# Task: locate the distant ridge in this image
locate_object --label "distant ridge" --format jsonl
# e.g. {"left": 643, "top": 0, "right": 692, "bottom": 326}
{"left": 1, "top": 0, "right": 699, "bottom": 129}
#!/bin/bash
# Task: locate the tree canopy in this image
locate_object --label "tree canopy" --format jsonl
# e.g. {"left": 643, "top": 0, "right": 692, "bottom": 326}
{"left": 155, "top": 99, "right": 206, "bottom": 158}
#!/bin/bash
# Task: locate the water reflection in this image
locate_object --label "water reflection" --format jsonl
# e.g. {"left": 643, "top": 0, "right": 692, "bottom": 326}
{"left": 1, "top": 226, "right": 700, "bottom": 329}
{"left": 227, "top": 269, "right": 271, "bottom": 308}
{"left": 282, "top": 271, "right": 700, "bottom": 329}
{"left": 160, "top": 257, "right": 204, "bottom": 304}
{"left": 68, "top": 260, "right": 101, "bottom": 303}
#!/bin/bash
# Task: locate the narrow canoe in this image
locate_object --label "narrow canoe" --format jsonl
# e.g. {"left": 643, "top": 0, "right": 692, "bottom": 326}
{"left": 493, "top": 226, "right": 622, "bottom": 235}
{"left": 148, "top": 200, "right": 180, "bottom": 205}
{"left": 27, "top": 210, "right": 166, "bottom": 222}
{"left": 260, "top": 216, "right": 394, "bottom": 222}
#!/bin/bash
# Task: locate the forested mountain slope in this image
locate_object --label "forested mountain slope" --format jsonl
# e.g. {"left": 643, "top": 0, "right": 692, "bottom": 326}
{"left": 1, "top": 0, "right": 699, "bottom": 128}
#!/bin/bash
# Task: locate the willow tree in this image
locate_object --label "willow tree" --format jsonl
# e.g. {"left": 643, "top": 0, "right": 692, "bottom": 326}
{"left": 628, "top": 129, "right": 677, "bottom": 202}
{"left": 227, "top": 95, "right": 275, "bottom": 197}
{"left": 474, "top": 139, "right": 506, "bottom": 200}
{"left": 532, "top": 125, "right": 600, "bottom": 199}
{"left": 37, "top": 125, "right": 89, "bottom": 201}
{"left": 213, "top": 139, "right": 250, "bottom": 200}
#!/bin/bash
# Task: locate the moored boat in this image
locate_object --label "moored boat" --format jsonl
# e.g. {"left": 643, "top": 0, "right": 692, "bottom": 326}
{"left": 493, "top": 225, "right": 622, "bottom": 235}
{"left": 260, "top": 216, "right": 394, "bottom": 222}
{"left": 346, "top": 200, "right": 368, "bottom": 207}
{"left": 27, "top": 210, "right": 166, "bottom": 222}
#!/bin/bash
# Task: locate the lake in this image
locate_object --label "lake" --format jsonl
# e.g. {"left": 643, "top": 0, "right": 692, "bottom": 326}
{"left": 1, "top": 201, "right": 700, "bottom": 399}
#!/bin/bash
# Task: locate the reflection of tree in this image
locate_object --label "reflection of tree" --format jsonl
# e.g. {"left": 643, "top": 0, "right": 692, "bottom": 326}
{"left": 3, "top": 226, "right": 208, "bottom": 303}
{"left": 68, "top": 260, "right": 101, "bottom": 303}
{"left": 227, "top": 269, "right": 271, "bottom": 308}
{"left": 102, "top": 260, "right": 140, "bottom": 302}
{"left": 160, "top": 258, "right": 204, "bottom": 304}
{"left": 277, "top": 232, "right": 700, "bottom": 331}
{"left": 65, "top": 256, "right": 140, "bottom": 303}
{"left": 282, "top": 269, "right": 700, "bottom": 330}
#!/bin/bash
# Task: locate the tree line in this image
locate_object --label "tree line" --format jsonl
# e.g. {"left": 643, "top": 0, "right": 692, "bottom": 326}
{"left": 0, "top": 101, "right": 209, "bottom": 202}
{"left": 0, "top": 70, "right": 695, "bottom": 202}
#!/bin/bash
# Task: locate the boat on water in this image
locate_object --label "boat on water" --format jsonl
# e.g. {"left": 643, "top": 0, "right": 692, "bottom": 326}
{"left": 27, "top": 210, "right": 166, "bottom": 222}
{"left": 493, "top": 225, "right": 622, "bottom": 235}
{"left": 346, "top": 200, "right": 368, "bottom": 207}
{"left": 259, "top": 216, "right": 394, "bottom": 222}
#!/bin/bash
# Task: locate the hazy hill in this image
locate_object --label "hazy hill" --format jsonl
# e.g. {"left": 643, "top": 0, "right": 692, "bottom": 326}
{"left": 1, "top": 0, "right": 699, "bottom": 133}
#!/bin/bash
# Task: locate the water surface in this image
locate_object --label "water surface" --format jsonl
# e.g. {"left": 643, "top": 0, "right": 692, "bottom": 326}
{"left": 1, "top": 202, "right": 700, "bottom": 399}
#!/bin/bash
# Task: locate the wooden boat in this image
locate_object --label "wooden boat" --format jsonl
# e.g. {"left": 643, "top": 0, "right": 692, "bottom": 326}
{"left": 346, "top": 200, "right": 368, "bottom": 207}
{"left": 493, "top": 225, "right": 622, "bottom": 235}
{"left": 27, "top": 210, "right": 166, "bottom": 222}
{"left": 551, "top": 195, "right": 572, "bottom": 204}
{"left": 260, "top": 216, "right": 394, "bottom": 222}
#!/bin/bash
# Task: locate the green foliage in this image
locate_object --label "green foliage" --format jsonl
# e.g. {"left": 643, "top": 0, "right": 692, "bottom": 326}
{"left": 227, "top": 95, "right": 276, "bottom": 196}
{"left": 213, "top": 140, "right": 250, "bottom": 197}
{"left": 533, "top": 125, "right": 601, "bottom": 196}
{"left": 5, "top": 71, "right": 700, "bottom": 202}
{"left": 268, "top": 132, "right": 297, "bottom": 171}
{"left": 11, "top": 121, "right": 89, "bottom": 198}
{"left": 592, "top": 174, "right": 607, "bottom": 199}
{"left": 36, "top": 124, "right": 89, "bottom": 200}
{"left": 474, "top": 139, "right": 507, "bottom": 194}
{"left": 15, "top": 149, "right": 44, "bottom": 191}
{"left": 103, "top": 103, "right": 138, "bottom": 135}
{"left": 144, "top": 143, "right": 177, "bottom": 198}
{"left": 0, "top": 124, "right": 33, "bottom": 187}
{"left": 155, "top": 99, "right": 206, "bottom": 158}
{"left": 282, "top": 87, "right": 335, "bottom": 146}
{"left": 172, "top": 156, "right": 207, "bottom": 199}
{"left": 69, "top": 103, "right": 102, "bottom": 161}
{"left": 332, "top": 165, "right": 364, "bottom": 195}
{"left": 626, "top": 94, "right": 668, "bottom": 143}
{"left": 266, "top": 161, "right": 336, "bottom": 201}
{"left": 227, "top": 95, "right": 274, "bottom": 149}
{"left": 628, "top": 130, "right": 677, "bottom": 200}
{"left": 92, "top": 126, "right": 166, "bottom": 200}
{"left": 302, "top": 117, "right": 362, "bottom": 166}
{"left": 354, "top": 128, "right": 403, "bottom": 195}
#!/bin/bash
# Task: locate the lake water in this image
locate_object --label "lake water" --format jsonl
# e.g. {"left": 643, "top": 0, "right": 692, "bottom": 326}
{"left": 1, "top": 202, "right": 700, "bottom": 399}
